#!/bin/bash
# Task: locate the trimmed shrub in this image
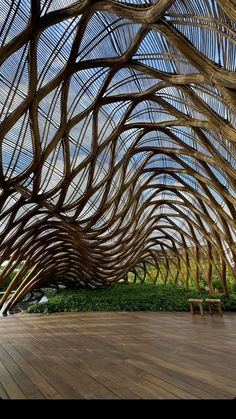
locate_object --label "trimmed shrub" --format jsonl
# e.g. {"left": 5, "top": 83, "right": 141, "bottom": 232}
{"left": 27, "top": 283, "right": 236, "bottom": 314}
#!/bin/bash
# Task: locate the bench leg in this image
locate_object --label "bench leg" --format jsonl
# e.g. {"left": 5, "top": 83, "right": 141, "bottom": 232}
{"left": 217, "top": 302, "right": 223, "bottom": 316}
{"left": 199, "top": 303, "right": 204, "bottom": 316}
{"left": 208, "top": 302, "right": 212, "bottom": 315}
{"left": 189, "top": 302, "right": 194, "bottom": 315}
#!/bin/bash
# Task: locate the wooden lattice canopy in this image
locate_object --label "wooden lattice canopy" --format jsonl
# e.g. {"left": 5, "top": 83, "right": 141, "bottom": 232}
{"left": 0, "top": 0, "right": 236, "bottom": 311}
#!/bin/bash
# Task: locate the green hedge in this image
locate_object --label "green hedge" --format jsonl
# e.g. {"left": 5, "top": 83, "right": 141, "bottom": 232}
{"left": 27, "top": 283, "right": 236, "bottom": 313}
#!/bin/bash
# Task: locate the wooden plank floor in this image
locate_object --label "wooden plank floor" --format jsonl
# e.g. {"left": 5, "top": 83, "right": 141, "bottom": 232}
{"left": 0, "top": 312, "right": 235, "bottom": 399}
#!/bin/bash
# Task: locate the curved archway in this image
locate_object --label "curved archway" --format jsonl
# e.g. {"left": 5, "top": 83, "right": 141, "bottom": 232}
{"left": 0, "top": 0, "right": 236, "bottom": 311}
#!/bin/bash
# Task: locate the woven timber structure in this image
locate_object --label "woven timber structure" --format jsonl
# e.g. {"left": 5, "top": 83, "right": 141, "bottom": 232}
{"left": 0, "top": 0, "right": 236, "bottom": 312}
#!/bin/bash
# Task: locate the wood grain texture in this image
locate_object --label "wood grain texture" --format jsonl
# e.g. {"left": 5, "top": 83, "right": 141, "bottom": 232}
{"left": 0, "top": 312, "right": 235, "bottom": 399}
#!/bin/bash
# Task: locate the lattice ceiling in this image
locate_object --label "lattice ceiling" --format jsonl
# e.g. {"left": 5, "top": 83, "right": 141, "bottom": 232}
{"left": 0, "top": 0, "right": 236, "bottom": 311}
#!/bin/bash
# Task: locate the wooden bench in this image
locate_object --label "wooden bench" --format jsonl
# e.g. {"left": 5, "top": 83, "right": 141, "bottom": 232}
{"left": 188, "top": 298, "right": 204, "bottom": 316}
{"left": 205, "top": 298, "right": 223, "bottom": 316}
